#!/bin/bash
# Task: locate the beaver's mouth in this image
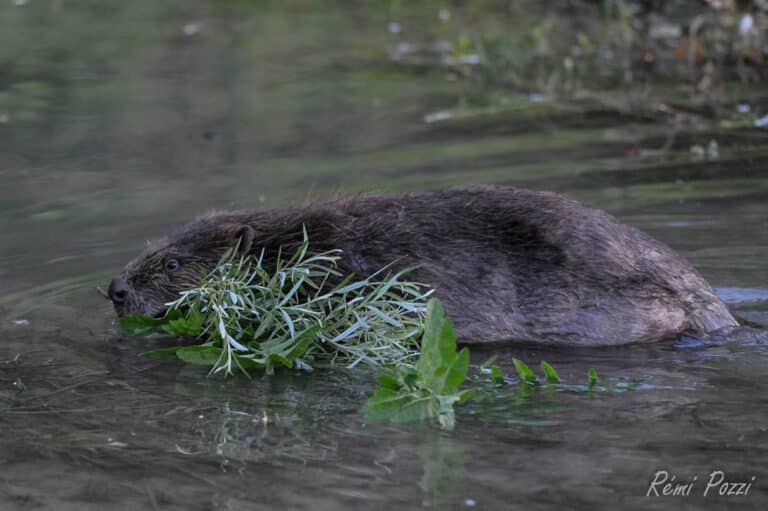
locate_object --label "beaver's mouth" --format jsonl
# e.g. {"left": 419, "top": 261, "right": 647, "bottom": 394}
{"left": 112, "top": 302, "right": 168, "bottom": 320}
{"left": 137, "top": 302, "right": 170, "bottom": 319}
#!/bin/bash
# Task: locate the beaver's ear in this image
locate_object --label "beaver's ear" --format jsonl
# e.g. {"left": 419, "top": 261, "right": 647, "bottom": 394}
{"left": 235, "top": 225, "right": 255, "bottom": 256}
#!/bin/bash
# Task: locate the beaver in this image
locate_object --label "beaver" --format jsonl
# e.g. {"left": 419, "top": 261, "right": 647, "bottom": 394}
{"left": 108, "top": 185, "right": 737, "bottom": 346}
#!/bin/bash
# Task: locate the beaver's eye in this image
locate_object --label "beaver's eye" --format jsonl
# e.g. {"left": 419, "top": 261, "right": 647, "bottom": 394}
{"left": 165, "top": 259, "right": 180, "bottom": 272}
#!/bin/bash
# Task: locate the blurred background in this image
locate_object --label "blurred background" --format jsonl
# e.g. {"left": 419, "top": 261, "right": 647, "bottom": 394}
{"left": 1, "top": 0, "right": 767, "bottom": 299}
{"left": 1, "top": 2, "right": 768, "bottom": 509}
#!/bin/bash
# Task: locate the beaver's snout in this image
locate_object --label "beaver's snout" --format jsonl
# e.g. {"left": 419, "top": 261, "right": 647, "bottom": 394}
{"left": 108, "top": 276, "right": 129, "bottom": 306}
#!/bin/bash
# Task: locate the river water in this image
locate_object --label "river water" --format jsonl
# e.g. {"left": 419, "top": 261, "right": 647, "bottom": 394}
{"left": 1, "top": 2, "right": 767, "bottom": 510}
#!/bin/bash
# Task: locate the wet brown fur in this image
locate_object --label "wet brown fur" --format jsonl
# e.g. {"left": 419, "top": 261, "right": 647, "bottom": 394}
{"left": 110, "top": 185, "right": 737, "bottom": 346}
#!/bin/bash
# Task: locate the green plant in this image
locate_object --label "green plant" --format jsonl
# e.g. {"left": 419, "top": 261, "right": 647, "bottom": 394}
{"left": 588, "top": 367, "right": 599, "bottom": 388}
{"left": 362, "top": 299, "right": 471, "bottom": 430}
{"left": 540, "top": 361, "right": 561, "bottom": 384}
{"left": 512, "top": 358, "right": 537, "bottom": 384}
{"left": 120, "top": 230, "right": 431, "bottom": 376}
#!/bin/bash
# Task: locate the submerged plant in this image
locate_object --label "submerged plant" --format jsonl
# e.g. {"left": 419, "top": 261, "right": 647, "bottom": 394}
{"left": 120, "top": 230, "right": 432, "bottom": 376}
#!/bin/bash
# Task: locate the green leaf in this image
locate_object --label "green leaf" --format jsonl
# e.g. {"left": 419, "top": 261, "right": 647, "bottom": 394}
{"left": 175, "top": 346, "right": 223, "bottom": 366}
{"left": 363, "top": 298, "right": 471, "bottom": 429}
{"left": 416, "top": 299, "right": 467, "bottom": 395}
{"left": 227, "top": 355, "right": 262, "bottom": 371}
{"left": 161, "top": 319, "right": 187, "bottom": 336}
{"left": 265, "top": 353, "right": 293, "bottom": 375}
{"left": 162, "top": 309, "right": 204, "bottom": 337}
{"left": 290, "top": 326, "right": 320, "bottom": 357}
{"left": 118, "top": 309, "right": 186, "bottom": 336}
{"left": 415, "top": 299, "right": 448, "bottom": 378}
{"left": 457, "top": 389, "right": 472, "bottom": 403}
{"left": 588, "top": 367, "right": 598, "bottom": 388}
{"left": 540, "top": 361, "right": 561, "bottom": 384}
{"left": 438, "top": 346, "right": 469, "bottom": 395}
{"left": 490, "top": 366, "right": 505, "bottom": 385}
{"left": 376, "top": 372, "right": 402, "bottom": 391}
{"left": 512, "top": 358, "right": 537, "bottom": 385}
{"left": 258, "top": 326, "right": 320, "bottom": 375}
{"left": 437, "top": 319, "right": 459, "bottom": 370}
{"left": 118, "top": 315, "right": 168, "bottom": 336}
{"left": 362, "top": 388, "right": 433, "bottom": 423}
{"left": 480, "top": 356, "right": 497, "bottom": 370}
{"left": 399, "top": 366, "right": 419, "bottom": 388}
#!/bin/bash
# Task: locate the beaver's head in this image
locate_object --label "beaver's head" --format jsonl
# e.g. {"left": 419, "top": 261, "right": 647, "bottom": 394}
{"left": 108, "top": 215, "right": 254, "bottom": 318}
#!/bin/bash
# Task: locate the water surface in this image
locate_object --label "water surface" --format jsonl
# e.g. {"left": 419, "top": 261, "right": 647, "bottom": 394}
{"left": 1, "top": 2, "right": 767, "bottom": 510}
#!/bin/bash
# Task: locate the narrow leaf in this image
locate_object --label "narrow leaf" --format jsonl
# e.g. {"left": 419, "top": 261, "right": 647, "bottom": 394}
{"left": 175, "top": 346, "right": 223, "bottom": 366}
{"left": 588, "top": 367, "right": 598, "bottom": 388}
{"left": 540, "top": 361, "right": 561, "bottom": 384}
{"left": 118, "top": 315, "right": 167, "bottom": 336}
{"left": 490, "top": 366, "right": 505, "bottom": 385}
{"left": 512, "top": 358, "right": 537, "bottom": 384}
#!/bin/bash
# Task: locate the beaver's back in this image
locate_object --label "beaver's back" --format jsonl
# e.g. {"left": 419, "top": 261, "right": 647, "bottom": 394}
{"left": 311, "top": 186, "right": 737, "bottom": 345}
{"left": 112, "top": 185, "right": 737, "bottom": 345}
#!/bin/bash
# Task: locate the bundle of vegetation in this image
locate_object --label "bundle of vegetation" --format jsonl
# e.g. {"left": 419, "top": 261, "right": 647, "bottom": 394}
{"left": 120, "top": 230, "right": 432, "bottom": 376}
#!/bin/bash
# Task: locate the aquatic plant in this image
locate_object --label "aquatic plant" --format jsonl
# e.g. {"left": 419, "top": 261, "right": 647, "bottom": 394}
{"left": 540, "top": 361, "right": 561, "bottom": 384}
{"left": 588, "top": 367, "right": 599, "bottom": 388}
{"left": 363, "top": 299, "right": 471, "bottom": 430}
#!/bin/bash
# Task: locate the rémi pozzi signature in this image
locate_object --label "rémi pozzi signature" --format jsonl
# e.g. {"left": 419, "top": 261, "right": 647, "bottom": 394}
{"left": 647, "top": 470, "right": 756, "bottom": 497}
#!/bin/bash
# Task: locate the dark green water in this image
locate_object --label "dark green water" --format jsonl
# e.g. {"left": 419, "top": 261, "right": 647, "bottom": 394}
{"left": 1, "top": 2, "right": 768, "bottom": 510}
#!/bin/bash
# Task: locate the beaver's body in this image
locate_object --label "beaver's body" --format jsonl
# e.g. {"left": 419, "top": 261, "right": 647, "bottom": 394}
{"left": 109, "top": 186, "right": 737, "bottom": 345}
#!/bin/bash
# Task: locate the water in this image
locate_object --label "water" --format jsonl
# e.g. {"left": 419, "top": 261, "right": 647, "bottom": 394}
{"left": 1, "top": 2, "right": 768, "bottom": 510}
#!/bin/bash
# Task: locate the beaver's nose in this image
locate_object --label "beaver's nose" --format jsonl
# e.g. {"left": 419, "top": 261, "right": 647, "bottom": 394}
{"left": 108, "top": 276, "right": 129, "bottom": 304}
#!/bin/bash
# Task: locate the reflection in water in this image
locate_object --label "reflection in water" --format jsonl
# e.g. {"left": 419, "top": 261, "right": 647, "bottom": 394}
{"left": 418, "top": 435, "right": 466, "bottom": 507}
{"left": 1, "top": 1, "right": 767, "bottom": 510}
